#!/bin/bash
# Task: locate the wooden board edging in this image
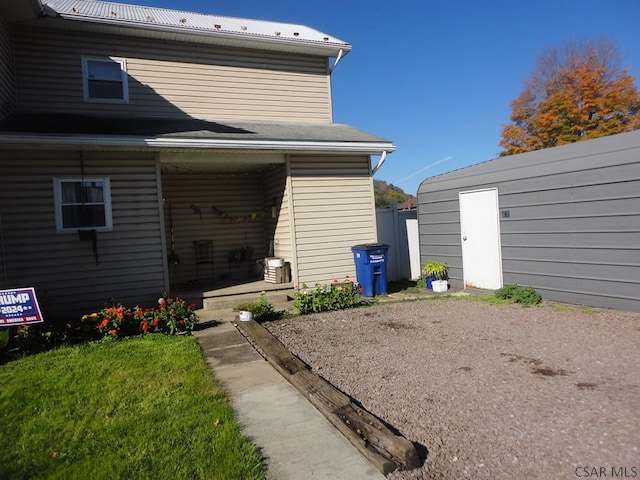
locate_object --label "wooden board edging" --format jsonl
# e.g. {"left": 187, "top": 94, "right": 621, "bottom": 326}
{"left": 235, "top": 320, "right": 420, "bottom": 475}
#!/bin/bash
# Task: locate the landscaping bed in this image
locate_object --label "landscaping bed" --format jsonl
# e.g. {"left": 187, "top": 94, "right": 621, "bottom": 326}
{"left": 265, "top": 299, "right": 640, "bottom": 479}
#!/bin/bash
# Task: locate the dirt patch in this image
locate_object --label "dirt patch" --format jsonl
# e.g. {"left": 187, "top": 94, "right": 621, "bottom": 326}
{"left": 576, "top": 382, "right": 599, "bottom": 390}
{"left": 531, "top": 367, "right": 569, "bottom": 377}
{"left": 382, "top": 321, "right": 413, "bottom": 330}
{"left": 500, "top": 352, "right": 543, "bottom": 366}
{"left": 266, "top": 299, "right": 640, "bottom": 480}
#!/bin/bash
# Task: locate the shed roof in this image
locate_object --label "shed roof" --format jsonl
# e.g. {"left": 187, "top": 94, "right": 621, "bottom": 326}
{"left": 417, "top": 129, "right": 640, "bottom": 195}
{"left": 40, "top": 0, "right": 351, "bottom": 57}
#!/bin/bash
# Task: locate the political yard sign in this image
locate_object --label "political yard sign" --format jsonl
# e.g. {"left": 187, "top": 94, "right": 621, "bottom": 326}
{"left": 0, "top": 288, "right": 44, "bottom": 325}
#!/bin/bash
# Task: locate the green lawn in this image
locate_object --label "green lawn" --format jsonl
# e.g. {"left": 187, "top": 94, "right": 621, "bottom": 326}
{"left": 0, "top": 335, "right": 265, "bottom": 480}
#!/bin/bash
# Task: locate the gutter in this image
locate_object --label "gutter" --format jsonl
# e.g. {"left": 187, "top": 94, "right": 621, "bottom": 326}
{"left": 0, "top": 133, "right": 395, "bottom": 155}
{"left": 47, "top": 10, "right": 352, "bottom": 58}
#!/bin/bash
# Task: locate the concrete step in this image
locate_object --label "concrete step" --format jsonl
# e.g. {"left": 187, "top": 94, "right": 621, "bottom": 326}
{"left": 196, "top": 299, "right": 296, "bottom": 323}
{"left": 203, "top": 288, "right": 295, "bottom": 310}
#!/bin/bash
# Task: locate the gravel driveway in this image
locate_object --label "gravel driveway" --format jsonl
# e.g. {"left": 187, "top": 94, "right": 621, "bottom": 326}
{"left": 265, "top": 298, "right": 640, "bottom": 480}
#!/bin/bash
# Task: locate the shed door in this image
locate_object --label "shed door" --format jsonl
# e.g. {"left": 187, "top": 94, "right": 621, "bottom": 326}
{"left": 459, "top": 188, "right": 503, "bottom": 290}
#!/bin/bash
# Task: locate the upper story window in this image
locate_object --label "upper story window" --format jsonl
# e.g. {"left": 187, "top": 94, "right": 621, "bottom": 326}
{"left": 53, "top": 177, "right": 113, "bottom": 232}
{"left": 82, "top": 56, "right": 129, "bottom": 103}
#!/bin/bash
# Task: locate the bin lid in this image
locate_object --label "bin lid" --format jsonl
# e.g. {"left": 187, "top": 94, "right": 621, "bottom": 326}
{"left": 351, "top": 243, "right": 390, "bottom": 251}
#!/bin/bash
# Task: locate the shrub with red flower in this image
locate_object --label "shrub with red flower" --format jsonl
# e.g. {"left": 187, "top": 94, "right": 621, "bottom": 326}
{"left": 91, "top": 304, "right": 137, "bottom": 338}
{"left": 153, "top": 296, "right": 198, "bottom": 335}
{"left": 86, "top": 296, "right": 198, "bottom": 339}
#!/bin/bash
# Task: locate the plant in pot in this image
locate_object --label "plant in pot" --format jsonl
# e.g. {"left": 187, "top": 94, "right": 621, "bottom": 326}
{"left": 422, "top": 260, "right": 448, "bottom": 291}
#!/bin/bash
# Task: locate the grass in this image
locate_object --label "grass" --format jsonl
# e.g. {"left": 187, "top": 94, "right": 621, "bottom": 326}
{"left": 388, "top": 279, "right": 548, "bottom": 307}
{"left": 0, "top": 335, "right": 265, "bottom": 480}
{"left": 552, "top": 304, "right": 574, "bottom": 312}
{"left": 455, "top": 294, "right": 514, "bottom": 305}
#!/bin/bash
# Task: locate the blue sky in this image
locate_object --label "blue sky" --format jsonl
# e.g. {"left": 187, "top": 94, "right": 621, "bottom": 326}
{"left": 133, "top": 0, "right": 640, "bottom": 195}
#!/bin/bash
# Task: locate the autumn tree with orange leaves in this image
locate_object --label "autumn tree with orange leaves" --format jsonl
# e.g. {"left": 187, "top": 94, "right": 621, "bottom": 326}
{"left": 499, "top": 40, "right": 640, "bottom": 156}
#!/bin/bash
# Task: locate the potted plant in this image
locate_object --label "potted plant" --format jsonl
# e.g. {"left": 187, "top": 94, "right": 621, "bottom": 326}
{"left": 422, "top": 260, "right": 448, "bottom": 291}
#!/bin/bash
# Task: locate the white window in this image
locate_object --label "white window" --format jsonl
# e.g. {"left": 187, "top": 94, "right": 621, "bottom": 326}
{"left": 81, "top": 56, "right": 129, "bottom": 103}
{"left": 53, "top": 177, "right": 113, "bottom": 232}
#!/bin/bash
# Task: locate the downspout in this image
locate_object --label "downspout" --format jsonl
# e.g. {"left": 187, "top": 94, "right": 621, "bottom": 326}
{"left": 329, "top": 49, "right": 344, "bottom": 74}
{"left": 371, "top": 150, "right": 388, "bottom": 175}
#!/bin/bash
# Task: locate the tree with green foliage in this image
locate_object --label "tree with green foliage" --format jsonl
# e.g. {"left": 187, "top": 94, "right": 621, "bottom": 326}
{"left": 500, "top": 39, "right": 640, "bottom": 156}
{"left": 373, "top": 179, "right": 410, "bottom": 208}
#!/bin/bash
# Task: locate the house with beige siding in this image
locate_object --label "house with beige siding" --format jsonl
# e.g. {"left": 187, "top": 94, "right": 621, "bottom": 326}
{"left": 0, "top": 0, "right": 394, "bottom": 317}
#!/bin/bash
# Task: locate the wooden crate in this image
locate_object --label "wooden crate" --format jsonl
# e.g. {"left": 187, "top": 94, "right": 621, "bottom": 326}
{"left": 264, "top": 262, "right": 290, "bottom": 283}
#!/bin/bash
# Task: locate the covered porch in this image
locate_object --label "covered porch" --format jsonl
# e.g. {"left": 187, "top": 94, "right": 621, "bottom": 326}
{"left": 160, "top": 150, "right": 292, "bottom": 300}
{"left": 153, "top": 119, "right": 395, "bottom": 310}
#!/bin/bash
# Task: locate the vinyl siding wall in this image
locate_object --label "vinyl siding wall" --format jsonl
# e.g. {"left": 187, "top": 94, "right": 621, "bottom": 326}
{"left": 263, "top": 164, "right": 292, "bottom": 262}
{"left": 0, "top": 150, "right": 165, "bottom": 318}
{"left": 289, "top": 155, "right": 377, "bottom": 286}
{"left": 13, "top": 26, "right": 332, "bottom": 122}
{"left": 417, "top": 130, "right": 640, "bottom": 312}
{"left": 0, "top": 15, "right": 15, "bottom": 120}
{"left": 161, "top": 170, "right": 275, "bottom": 286}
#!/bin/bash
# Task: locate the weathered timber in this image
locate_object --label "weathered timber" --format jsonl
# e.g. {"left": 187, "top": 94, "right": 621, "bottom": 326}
{"left": 235, "top": 320, "right": 420, "bottom": 475}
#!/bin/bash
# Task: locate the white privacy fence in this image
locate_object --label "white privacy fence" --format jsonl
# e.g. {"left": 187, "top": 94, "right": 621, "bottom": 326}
{"left": 376, "top": 208, "right": 420, "bottom": 282}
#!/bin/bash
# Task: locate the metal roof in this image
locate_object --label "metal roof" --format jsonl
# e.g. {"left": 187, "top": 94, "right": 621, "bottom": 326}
{"left": 41, "top": 0, "right": 351, "bottom": 57}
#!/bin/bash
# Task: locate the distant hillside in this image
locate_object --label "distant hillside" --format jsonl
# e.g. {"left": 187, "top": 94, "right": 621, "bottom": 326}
{"left": 374, "top": 179, "right": 411, "bottom": 208}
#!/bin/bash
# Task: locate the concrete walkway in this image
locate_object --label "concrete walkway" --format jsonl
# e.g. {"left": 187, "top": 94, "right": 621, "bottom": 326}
{"left": 193, "top": 309, "right": 385, "bottom": 480}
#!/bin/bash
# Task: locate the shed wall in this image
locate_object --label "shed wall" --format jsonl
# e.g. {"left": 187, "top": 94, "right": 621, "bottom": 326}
{"left": 417, "top": 130, "right": 640, "bottom": 312}
{"left": 12, "top": 26, "right": 332, "bottom": 122}
{"left": 289, "top": 155, "right": 376, "bottom": 286}
{"left": 0, "top": 150, "right": 166, "bottom": 318}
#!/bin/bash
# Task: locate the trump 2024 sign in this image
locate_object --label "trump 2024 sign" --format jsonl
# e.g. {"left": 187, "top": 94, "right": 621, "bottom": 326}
{"left": 0, "top": 288, "right": 44, "bottom": 325}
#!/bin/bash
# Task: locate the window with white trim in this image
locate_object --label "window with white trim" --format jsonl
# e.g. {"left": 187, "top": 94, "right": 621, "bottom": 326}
{"left": 53, "top": 177, "right": 113, "bottom": 232}
{"left": 81, "top": 56, "right": 129, "bottom": 103}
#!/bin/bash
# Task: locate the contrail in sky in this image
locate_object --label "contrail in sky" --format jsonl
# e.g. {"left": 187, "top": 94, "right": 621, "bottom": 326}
{"left": 393, "top": 156, "right": 453, "bottom": 185}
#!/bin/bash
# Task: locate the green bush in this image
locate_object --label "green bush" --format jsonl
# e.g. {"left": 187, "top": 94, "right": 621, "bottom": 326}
{"left": 294, "top": 277, "right": 363, "bottom": 314}
{"left": 4, "top": 316, "right": 84, "bottom": 358}
{"left": 494, "top": 284, "right": 542, "bottom": 306}
{"left": 235, "top": 294, "right": 282, "bottom": 322}
{"left": 85, "top": 296, "right": 198, "bottom": 338}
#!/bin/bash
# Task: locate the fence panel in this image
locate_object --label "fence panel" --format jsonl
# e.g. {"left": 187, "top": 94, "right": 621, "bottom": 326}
{"left": 376, "top": 207, "right": 418, "bottom": 282}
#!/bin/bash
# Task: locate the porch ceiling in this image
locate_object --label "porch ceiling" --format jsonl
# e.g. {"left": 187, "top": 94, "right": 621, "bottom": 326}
{"left": 160, "top": 151, "right": 285, "bottom": 173}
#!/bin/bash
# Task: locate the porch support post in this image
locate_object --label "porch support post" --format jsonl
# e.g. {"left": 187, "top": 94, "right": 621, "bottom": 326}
{"left": 285, "top": 156, "right": 299, "bottom": 287}
{"left": 155, "top": 157, "right": 171, "bottom": 293}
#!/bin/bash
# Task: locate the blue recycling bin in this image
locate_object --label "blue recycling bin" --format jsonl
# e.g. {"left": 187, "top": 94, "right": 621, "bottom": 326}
{"left": 351, "top": 243, "right": 389, "bottom": 297}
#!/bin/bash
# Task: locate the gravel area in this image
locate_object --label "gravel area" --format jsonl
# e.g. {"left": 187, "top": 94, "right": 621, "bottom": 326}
{"left": 265, "top": 298, "right": 640, "bottom": 480}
